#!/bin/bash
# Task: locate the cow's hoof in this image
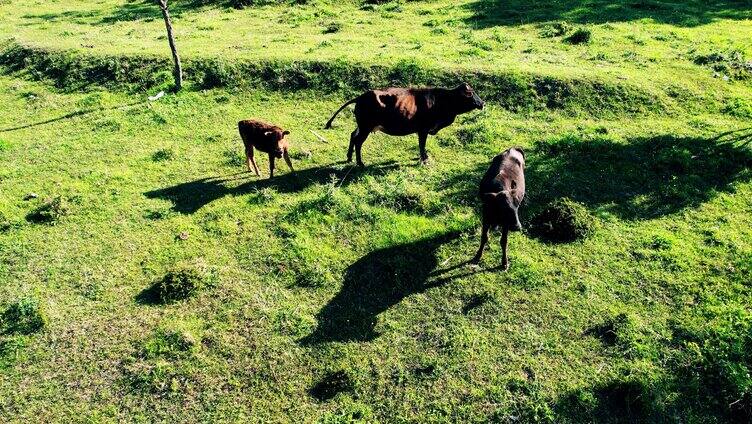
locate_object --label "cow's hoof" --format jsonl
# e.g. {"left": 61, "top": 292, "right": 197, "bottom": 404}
{"left": 420, "top": 157, "right": 430, "bottom": 165}
{"left": 470, "top": 256, "right": 481, "bottom": 265}
{"left": 501, "top": 262, "right": 509, "bottom": 271}
{"left": 357, "top": 162, "right": 366, "bottom": 168}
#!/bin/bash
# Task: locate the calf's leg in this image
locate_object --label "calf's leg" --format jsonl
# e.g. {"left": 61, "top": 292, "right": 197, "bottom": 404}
{"left": 283, "top": 149, "right": 294, "bottom": 173}
{"left": 247, "top": 146, "right": 260, "bottom": 176}
{"left": 471, "top": 219, "right": 491, "bottom": 264}
{"left": 500, "top": 228, "right": 509, "bottom": 271}
{"left": 268, "top": 153, "right": 275, "bottom": 179}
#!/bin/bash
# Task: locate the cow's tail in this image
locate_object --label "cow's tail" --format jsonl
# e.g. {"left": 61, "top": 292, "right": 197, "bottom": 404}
{"left": 324, "top": 96, "right": 358, "bottom": 129}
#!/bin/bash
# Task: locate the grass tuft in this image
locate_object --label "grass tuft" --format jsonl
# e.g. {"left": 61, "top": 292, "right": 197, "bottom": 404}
{"left": 25, "top": 195, "right": 71, "bottom": 224}
{"left": 565, "top": 28, "right": 592, "bottom": 45}
{"left": 538, "top": 21, "right": 572, "bottom": 38}
{"left": 323, "top": 21, "right": 343, "bottom": 34}
{"left": 310, "top": 370, "right": 354, "bottom": 401}
{"left": 1, "top": 297, "right": 48, "bottom": 335}
{"left": 145, "top": 263, "right": 213, "bottom": 304}
{"left": 151, "top": 148, "right": 175, "bottom": 162}
{"left": 0, "top": 209, "right": 15, "bottom": 233}
{"left": 530, "top": 197, "right": 596, "bottom": 242}
{"left": 141, "top": 328, "right": 199, "bottom": 359}
{"left": 694, "top": 50, "right": 752, "bottom": 81}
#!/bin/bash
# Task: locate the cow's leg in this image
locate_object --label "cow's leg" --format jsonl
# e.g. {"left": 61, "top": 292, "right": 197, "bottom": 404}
{"left": 268, "top": 153, "right": 275, "bottom": 179}
{"left": 347, "top": 128, "right": 359, "bottom": 163}
{"left": 418, "top": 132, "right": 429, "bottom": 164}
{"left": 500, "top": 228, "right": 510, "bottom": 271}
{"left": 471, "top": 219, "right": 491, "bottom": 264}
{"left": 353, "top": 129, "right": 370, "bottom": 167}
{"left": 283, "top": 149, "right": 294, "bottom": 173}
{"left": 247, "top": 146, "right": 261, "bottom": 176}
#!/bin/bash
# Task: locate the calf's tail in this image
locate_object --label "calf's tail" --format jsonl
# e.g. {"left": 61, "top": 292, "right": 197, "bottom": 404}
{"left": 324, "top": 96, "right": 358, "bottom": 129}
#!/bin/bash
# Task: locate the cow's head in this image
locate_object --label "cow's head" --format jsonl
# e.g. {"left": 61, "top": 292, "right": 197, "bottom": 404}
{"left": 481, "top": 148, "right": 526, "bottom": 231}
{"left": 264, "top": 129, "right": 290, "bottom": 158}
{"left": 454, "top": 83, "right": 485, "bottom": 112}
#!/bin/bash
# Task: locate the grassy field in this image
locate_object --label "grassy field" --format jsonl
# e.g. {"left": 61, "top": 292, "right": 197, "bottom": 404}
{"left": 1, "top": 0, "right": 752, "bottom": 422}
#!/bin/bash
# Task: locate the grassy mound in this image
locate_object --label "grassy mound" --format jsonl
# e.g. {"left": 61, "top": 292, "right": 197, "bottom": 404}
{"left": 25, "top": 196, "right": 71, "bottom": 224}
{"left": 152, "top": 264, "right": 211, "bottom": 303}
{"left": 564, "top": 28, "right": 591, "bottom": 44}
{"left": 141, "top": 328, "right": 199, "bottom": 359}
{"left": 309, "top": 370, "right": 355, "bottom": 401}
{"left": 694, "top": 50, "right": 752, "bottom": 81}
{"left": 530, "top": 197, "right": 596, "bottom": 242}
{"left": 0, "top": 210, "right": 13, "bottom": 232}
{"left": 1, "top": 297, "right": 48, "bottom": 335}
{"left": 0, "top": 41, "right": 670, "bottom": 116}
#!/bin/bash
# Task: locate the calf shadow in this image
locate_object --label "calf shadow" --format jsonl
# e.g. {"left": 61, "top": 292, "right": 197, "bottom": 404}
{"left": 441, "top": 130, "right": 752, "bottom": 221}
{"left": 299, "top": 231, "right": 463, "bottom": 345}
{"left": 144, "top": 161, "right": 399, "bottom": 214}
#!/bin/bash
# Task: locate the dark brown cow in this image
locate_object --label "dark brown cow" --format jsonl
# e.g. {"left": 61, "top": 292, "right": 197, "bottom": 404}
{"left": 324, "top": 83, "right": 484, "bottom": 166}
{"left": 471, "top": 147, "right": 526, "bottom": 270}
{"left": 238, "top": 119, "right": 294, "bottom": 178}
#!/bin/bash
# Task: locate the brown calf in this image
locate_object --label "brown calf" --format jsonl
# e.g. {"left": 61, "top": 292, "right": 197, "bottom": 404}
{"left": 324, "top": 83, "right": 484, "bottom": 166}
{"left": 471, "top": 147, "right": 526, "bottom": 270}
{"left": 238, "top": 119, "right": 294, "bottom": 178}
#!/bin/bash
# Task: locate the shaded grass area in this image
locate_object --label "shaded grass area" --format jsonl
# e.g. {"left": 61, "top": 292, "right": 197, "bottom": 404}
{"left": 465, "top": 0, "right": 752, "bottom": 28}
{"left": 526, "top": 130, "right": 752, "bottom": 219}
{"left": 0, "top": 76, "right": 751, "bottom": 422}
{"left": 0, "top": 41, "right": 677, "bottom": 117}
{"left": 437, "top": 128, "right": 752, "bottom": 222}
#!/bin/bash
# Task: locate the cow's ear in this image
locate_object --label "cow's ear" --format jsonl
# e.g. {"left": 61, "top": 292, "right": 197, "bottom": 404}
{"left": 264, "top": 130, "right": 274, "bottom": 137}
{"left": 463, "top": 83, "right": 472, "bottom": 91}
{"left": 282, "top": 130, "right": 290, "bottom": 136}
{"left": 515, "top": 147, "right": 525, "bottom": 158}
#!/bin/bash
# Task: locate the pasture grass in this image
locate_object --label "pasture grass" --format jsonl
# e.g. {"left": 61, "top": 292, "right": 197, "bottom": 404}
{"left": 1, "top": 0, "right": 752, "bottom": 421}
{"left": 0, "top": 73, "right": 750, "bottom": 421}
{"left": 1, "top": 0, "right": 751, "bottom": 110}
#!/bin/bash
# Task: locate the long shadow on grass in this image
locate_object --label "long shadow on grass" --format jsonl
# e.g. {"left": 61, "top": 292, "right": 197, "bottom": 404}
{"left": 299, "top": 231, "right": 463, "bottom": 345}
{"left": 144, "top": 161, "right": 400, "bottom": 214}
{"left": 0, "top": 101, "right": 144, "bottom": 133}
{"left": 442, "top": 130, "right": 752, "bottom": 221}
{"left": 464, "top": 0, "right": 752, "bottom": 28}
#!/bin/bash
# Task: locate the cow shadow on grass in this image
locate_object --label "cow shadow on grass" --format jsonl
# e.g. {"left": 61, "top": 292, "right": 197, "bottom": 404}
{"left": 299, "top": 231, "right": 465, "bottom": 345}
{"left": 464, "top": 0, "right": 752, "bottom": 29}
{"left": 442, "top": 130, "right": 752, "bottom": 221}
{"left": 144, "top": 161, "right": 400, "bottom": 214}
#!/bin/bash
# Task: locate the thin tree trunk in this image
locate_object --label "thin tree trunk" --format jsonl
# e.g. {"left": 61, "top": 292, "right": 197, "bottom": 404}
{"left": 157, "top": 0, "right": 183, "bottom": 90}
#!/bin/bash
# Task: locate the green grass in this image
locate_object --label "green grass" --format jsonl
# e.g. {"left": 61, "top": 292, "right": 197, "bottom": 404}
{"left": 0, "top": 73, "right": 750, "bottom": 421}
{"left": 1, "top": 0, "right": 752, "bottom": 421}
{"left": 2, "top": 0, "right": 752, "bottom": 105}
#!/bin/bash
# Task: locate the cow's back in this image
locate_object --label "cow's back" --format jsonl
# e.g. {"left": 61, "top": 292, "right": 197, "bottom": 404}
{"left": 355, "top": 88, "right": 438, "bottom": 135}
{"left": 238, "top": 119, "right": 281, "bottom": 153}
